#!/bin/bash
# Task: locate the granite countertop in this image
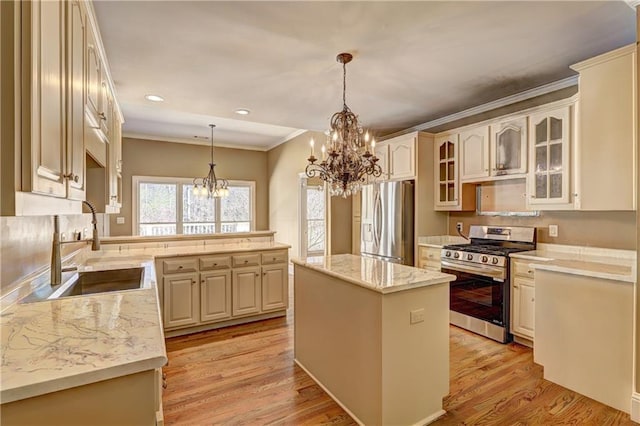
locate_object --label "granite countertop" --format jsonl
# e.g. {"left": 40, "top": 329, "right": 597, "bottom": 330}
{"left": 100, "top": 241, "right": 291, "bottom": 259}
{"left": 292, "top": 254, "right": 456, "bottom": 294}
{"left": 1, "top": 240, "right": 291, "bottom": 404}
{"left": 417, "top": 235, "right": 468, "bottom": 248}
{"left": 510, "top": 244, "right": 636, "bottom": 283}
{"left": 0, "top": 256, "right": 167, "bottom": 404}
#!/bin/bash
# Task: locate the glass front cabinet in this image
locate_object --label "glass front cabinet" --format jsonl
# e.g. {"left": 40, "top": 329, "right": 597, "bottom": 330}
{"left": 434, "top": 134, "right": 459, "bottom": 209}
{"left": 527, "top": 105, "right": 572, "bottom": 207}
{"left": 490, "top": 116, "right": 527, "bottom": 176}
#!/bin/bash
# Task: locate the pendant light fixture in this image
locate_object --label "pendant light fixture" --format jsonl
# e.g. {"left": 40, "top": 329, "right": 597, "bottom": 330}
{"left": 193, "top": 124, "right": 229, "bottom": 198}
{"left": 305, "top": 52, "right": 382, "bottom": 197}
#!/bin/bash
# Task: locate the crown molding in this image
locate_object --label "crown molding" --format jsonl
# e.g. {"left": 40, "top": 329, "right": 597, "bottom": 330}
{"left": 570, "top": 43, "right": 636, "bottom": 71}
{"left": 626, "top": 0, "right": 640, "bottom": 10}
{"left": 382, "top": 75, "right": 578, "bottom": 140}
{"left": 122, "top": 132, "right": 268, "bottom": 152}
{"left": 266, "top": 129, "right": 308, "bottom": 151}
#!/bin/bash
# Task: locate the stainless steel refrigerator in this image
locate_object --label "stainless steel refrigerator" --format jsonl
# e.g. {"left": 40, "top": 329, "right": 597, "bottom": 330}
{"left": 360, "top": 180, "right": 414, "bottom": 265}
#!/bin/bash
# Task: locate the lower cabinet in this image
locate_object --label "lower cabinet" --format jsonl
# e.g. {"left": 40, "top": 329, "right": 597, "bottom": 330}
{"left": 510, "top": 259, "right": 535, "bottom": 341}
{"left": 232, "top": 267, "right": 261, "bottom": 316}
{"left": 161, "top": 250, "right": 288, "bottom": 333}
{"left": 200, "top": 270, "right": 231, "bottom": 322}
{"left": 417, "top": 246, "right": 441, "bottom": 271}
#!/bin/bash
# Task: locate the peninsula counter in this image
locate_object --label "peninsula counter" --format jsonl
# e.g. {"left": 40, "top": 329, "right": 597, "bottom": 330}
{"left": 292, "top": 254, "right": 455, "bottom": 425}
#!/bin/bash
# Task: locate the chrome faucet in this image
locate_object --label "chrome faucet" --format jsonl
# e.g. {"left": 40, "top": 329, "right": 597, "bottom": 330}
{"left": 50, "top": 202, "right": 100, "bottom": 285}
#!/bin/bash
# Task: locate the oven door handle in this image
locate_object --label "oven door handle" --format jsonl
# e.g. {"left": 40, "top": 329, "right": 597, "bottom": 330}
{"left": 441, "top": 260, "right": 505, "bottom": 282}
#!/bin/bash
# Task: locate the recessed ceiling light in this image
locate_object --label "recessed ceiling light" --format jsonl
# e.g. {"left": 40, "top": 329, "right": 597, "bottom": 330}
{"left": 235, "top": 108, "right": 250, "bottom": 115}
{"left": 145, "top": 94, "right": 164, "bottom": 102}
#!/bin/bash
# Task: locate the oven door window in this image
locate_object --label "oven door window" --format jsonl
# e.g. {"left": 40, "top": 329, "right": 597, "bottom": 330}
{"left": 443, "top": 267, "right": 504, "bottom": 326}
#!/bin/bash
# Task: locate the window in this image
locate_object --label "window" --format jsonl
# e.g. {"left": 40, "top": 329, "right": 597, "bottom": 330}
{"left": 133, "top": 176, "right": 255, "bottom": 236}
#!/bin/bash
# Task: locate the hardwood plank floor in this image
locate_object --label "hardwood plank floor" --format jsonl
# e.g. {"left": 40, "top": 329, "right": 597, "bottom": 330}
{"left": 163, "top": 292, "right": 634, "bottom": 425}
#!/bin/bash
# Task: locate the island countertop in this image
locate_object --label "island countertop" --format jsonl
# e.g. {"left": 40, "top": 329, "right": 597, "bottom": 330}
{"left": 292, "top": 254, "right": 455, "bottom": 294}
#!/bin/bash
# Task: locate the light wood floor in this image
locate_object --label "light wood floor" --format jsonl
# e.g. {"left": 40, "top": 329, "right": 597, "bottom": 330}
{"left": 163, "top": 301, "right": 634, "bottom": 425}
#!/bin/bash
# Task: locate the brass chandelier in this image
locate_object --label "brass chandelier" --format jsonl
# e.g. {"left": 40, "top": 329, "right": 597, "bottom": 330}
{"left": 305, "top": 53, "right": 382, "bottom": 197}
{"left": 193, "top": 124, "right": 229, "bottom": 198}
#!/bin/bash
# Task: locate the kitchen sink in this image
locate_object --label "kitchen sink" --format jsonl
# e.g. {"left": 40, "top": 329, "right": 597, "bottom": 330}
{"left": 58, "top": 267, "right": 145, "bottom": 297}
{"left": 20, "top": 267, "right": 145, "bottom": 303}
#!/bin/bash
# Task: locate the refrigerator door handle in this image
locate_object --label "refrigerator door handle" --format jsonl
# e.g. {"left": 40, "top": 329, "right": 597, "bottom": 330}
{"left": 374, "top": 189, "right": 383, "bottom": 248}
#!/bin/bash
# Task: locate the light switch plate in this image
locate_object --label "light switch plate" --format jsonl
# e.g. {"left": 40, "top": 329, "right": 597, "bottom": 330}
{"left": 410, "top": 309, "right": 425, "bottom": 324}
{"left": 548, "top": 224, "right": 558, "bottom": 237}
{"left": 116, "top": 217, "right": 125, "bottom": 225}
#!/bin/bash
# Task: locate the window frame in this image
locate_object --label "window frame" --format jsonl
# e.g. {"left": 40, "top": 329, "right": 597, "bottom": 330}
{"left": 132, "top": 175, "right": 256, "bottom": 236}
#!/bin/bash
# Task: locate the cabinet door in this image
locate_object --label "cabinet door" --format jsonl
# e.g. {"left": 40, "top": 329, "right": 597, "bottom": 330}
{"left": 460, "top": 125, "right": 490, "bottom": 181}
{"left": 29, "top": 0, "right": 66, "bottom": 197}
{"left": 490, "top": 116, "right": 527, "bottom": 176}
{"left": 261, "top": 264, "right": 288, "bottom": 312}
{"left": 374, "top": 143, "right": 390, "bottom": 179}
{"left": 86, "top": 26, "right": 101, "bottom": 129}
{"left": 232, "top": 267, "right": 261, "bottom": 316}
{"left": 512, "top": 277, "right": 535, "bottom": 339}
{"left": 528, "top": 106, "right": 571, "bottom": 206}
{"left": 65, "top": 0, "right": 86, "bottom": 201}
{"left": 434, "top": 134, "right": 459, "bottom": 208}
{"left": 200, "top": 270, "right": 231, "bottom": 323}
{"left": 163, "top": 273, "right": 198, "bottom": 328}
{"left": 388, "top": 137, "right": 416, "bottom": 180}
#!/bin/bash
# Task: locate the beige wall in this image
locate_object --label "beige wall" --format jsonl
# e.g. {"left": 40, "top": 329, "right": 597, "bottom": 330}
{"left": 109, "top": 138, "right": 269, "bottom": 236}
{"left": 267, "top": 130, "right": 352, "bottom": 258}
{"left": 449, "top": 210, "right": 636, "bottom": 250}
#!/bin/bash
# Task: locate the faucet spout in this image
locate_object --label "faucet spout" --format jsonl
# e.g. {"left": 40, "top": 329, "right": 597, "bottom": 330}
{"left": 82, "top": 200, "right": 100, "bottom": 251}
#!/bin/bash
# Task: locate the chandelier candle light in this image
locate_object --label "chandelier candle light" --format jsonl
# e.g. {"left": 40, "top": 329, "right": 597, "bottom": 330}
{"left": 193, "top": 124, "right": 229, "bottom": 198}
{"left": 305, "top": 52, "right": 382, "bottom": 197}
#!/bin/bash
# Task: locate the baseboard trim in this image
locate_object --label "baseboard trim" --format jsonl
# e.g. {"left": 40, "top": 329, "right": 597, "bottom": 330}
{"left": 630, "top": 392, "right": 640, "bottom": 422}
{"left": 294, "top": 358, "right": 446, "bottom": 426}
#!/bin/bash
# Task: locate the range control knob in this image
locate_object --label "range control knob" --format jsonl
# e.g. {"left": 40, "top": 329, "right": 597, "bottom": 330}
{"left": 445, "top": 251, "right": 452, "bottom": 258}
{"left": 466, "top": 253, "right": 473, "bottom": 261}
{"left": 454, "top": 252, "right": 460, "bottom": 259}
{"left": 492, "top": 257, "right": 499, "bottom": 265}
{"left": 481, "top": 256, "right": 488, "bottom": 263}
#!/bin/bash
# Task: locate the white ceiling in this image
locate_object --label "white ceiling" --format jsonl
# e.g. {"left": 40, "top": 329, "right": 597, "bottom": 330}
{"left": 93, "top": 1, "right": 636, "bottom": 150}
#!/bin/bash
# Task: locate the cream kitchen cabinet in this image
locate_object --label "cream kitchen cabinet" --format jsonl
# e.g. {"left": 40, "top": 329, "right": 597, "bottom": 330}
{"left": 160, "top": 249, "right": 288, "bottom": 336}
{"left": 375, "top": 134, "right": 416, "bottom": 181}
{"left": 510, "top": 259, "right": 535, "bottom": 343}
{"left": 460, "top": 125, "right": 490, "bottom": 181}
{"left": 490, "top": 116, "right": 527, "bottom": 176}
{"left": 21, "top": 0, "right": 85, "bottom": 201}
{"left": 527, "top": 104, "right": 573, "bottom": 209}
{"left": 571, "top": 44, "right": 637, "bottom": 211}
{"left": 417, "top": 246, "right": 441, "bottom": 271}
{"left": 434, "top": 133, "right": 475, "bottom": 211}
{"left": 232, "top": 266, "right": 262, "bottom": 316}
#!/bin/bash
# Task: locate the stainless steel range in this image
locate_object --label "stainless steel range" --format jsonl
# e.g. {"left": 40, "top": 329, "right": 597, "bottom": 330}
{"left": 441, "top": 225, "right": 536, "bottom": 343}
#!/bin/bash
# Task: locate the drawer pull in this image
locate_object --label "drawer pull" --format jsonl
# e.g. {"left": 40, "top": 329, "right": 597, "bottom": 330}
{"left": 527, "top": 270, "right": 532, "bottom": 274}
{"left": 244, "top": 260, "right": 248, "bottom": 264}
{"left": 178, "top": 265, "right": 183, "bottom": 269}
{"left": 272, "top": 257, "right": 276, "bottom": 261}
{"left": 214, "top": 263, "right": 218, "bottom": 266}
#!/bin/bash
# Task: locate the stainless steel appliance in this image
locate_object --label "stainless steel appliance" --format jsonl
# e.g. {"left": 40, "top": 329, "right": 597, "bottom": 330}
{"left": 360, "top": 181, "right": 414, "bottom": 265}
{"left": 441, "top": 225, "right": 536, "bottom": 343}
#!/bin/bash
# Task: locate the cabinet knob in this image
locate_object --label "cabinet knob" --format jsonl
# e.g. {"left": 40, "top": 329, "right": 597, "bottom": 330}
{"left": 527, "top": 270, "right": 532, "bottom": 274}
{"left": 98, "top": 112, "right": 107, "bottom": 121}
{"left": 63, "top": 173, "right": 79, "bottom": 183}
{"left": 213, "top": 263, "right": 217, "bottom": 266}
{"left": 162, "top": 373, "right": 167, "bottom": 380}
{"left": 178, "top": 265, "right": 183, "bottom": 269}
{"left": 255, "top": 273, "right": 259, "bottom": 277}
{"left": 272, "top": 257, "right": 276, "bottom": 261}
{"left": 244, "top": 260, "right": 248, "bottom": 264}
{"left": 514, "top": 285, "right": 519, "bottom": 289}
{"left": 191, "top": 280, "right": 196, "bottom": 284}
{"left": 201, "top": 279, "right": 205, "bottom": 283}
{"left": 263, "top": 272, "right": 266, "bottom": 276}
{"left": 532, "top": 298, "right": 535, "bottom": 302}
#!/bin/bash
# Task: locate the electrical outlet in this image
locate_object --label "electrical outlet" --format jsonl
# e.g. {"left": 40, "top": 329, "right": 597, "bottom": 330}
{"left": 456, "top": 222, "right": 463, "bottom": 232}
{"left": 116, "top": 217, "right": 125, "bottom": 225}
{"left": 410, "top": 309, "right": 425, "bottom": 324}
{"left": 548, "top": 224, "right": 558, "bottom": 237}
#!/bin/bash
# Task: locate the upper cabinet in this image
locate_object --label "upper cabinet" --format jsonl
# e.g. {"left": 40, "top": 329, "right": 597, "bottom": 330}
{"left": 375, "top": 134, "right": 416, "bottom": 181}
{"left": 527, "top": 105, "right": 572, "bottom": 208}
{"left": 490, "top": 116, "right": 527, "bottom": 176}
{"left": 4, "top": 0, "right": 123, "bottom": 215}
{"left": 571, "top": 44, "right": 637, "bottom": 211}
{"left": 460, "top": 125, "right": 490, "bottom": 181}
{"left": 434, "top": 134, "right": 475, "bottom": 211}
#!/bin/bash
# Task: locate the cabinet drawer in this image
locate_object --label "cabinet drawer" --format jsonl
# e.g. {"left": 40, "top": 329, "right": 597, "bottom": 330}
{"left": 418, "top": 247, "right": 441, "bottom": 262}
{"left": 200, "top": 255, "right": 231, "bottom": 270}
{"left": 261, "top": 250, "right": 288, "bottom": 265}
{"left": 512, "top": 260, "right": 535, "bottom": 279}
{"left": 232, "top": 253, "right": 261, "bottom": 267}
{"left": 163, "top": 258, "right": 198, "bottom": 274}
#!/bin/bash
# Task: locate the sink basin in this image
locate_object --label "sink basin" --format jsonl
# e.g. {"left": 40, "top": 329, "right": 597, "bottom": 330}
{"left": 58, "top": 267, "right": 145, "bottom": 297}
{"left": 20, "top": 267, "right": 145, "bottom": 304}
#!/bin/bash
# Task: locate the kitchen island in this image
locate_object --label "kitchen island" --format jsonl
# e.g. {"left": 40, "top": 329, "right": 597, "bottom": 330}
{"left": 292, "top": 254, "right": 455, "bottom": 426}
